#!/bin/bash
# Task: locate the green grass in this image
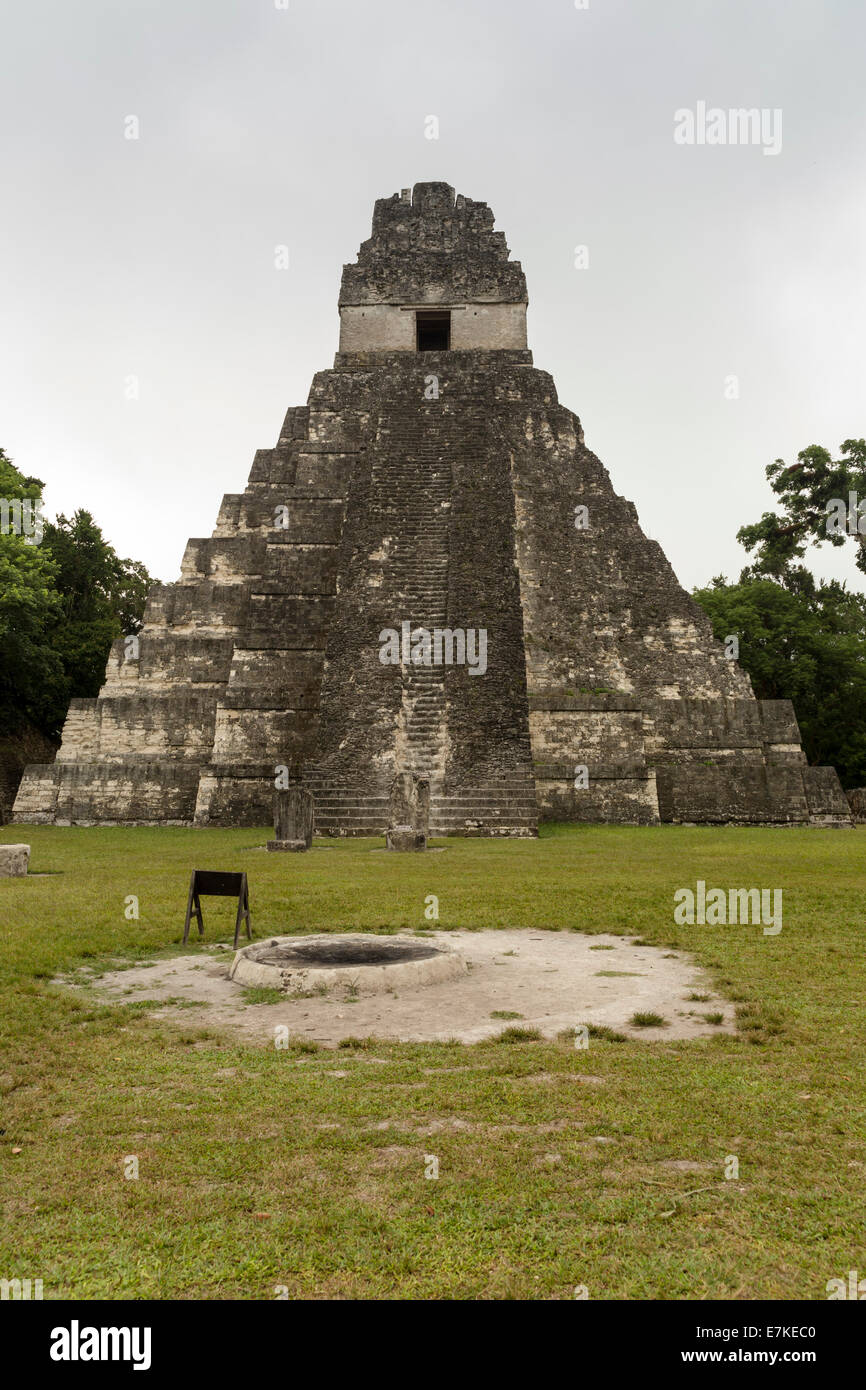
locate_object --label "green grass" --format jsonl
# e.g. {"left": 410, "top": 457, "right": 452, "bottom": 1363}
{"left": 239, "top": 986, "right": 285, "bottom": 1006}
{"left": 584, "top": 1024, "right": 630, "bottom": 1044}
{"left": 489, "top": 1026, "right": 543, "bottom": 1043}
{"left": 1, "top": 822, "right": 865, "bottom": 1300}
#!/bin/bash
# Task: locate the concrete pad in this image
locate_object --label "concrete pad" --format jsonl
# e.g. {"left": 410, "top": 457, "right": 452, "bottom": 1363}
{"left": 72, "top": 930, "right": 734, "bottom": 1047}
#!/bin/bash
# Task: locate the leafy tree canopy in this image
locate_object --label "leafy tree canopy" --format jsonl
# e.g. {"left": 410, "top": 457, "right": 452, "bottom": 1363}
{"left": 694, "top": 437, "right": 866, "bottom": 789}
{"left": 0, "top": 447, "right": 152, "bottom": 739}
{"left": 737, "top": 438, "right": 866, "bottom": 578}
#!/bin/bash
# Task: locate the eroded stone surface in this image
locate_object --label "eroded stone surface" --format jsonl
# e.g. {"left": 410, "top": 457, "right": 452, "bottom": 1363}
{"left": 386, "top": 772, "right": 429, "bottom": 850}
{"left": 0, "top": 844, "right": 30, "bottom": 877}
{"left": 386, "top": 827, "right": 426, "bottom": 852}
{"left": 269, "top": 784, "right": 313, "bottom": 851}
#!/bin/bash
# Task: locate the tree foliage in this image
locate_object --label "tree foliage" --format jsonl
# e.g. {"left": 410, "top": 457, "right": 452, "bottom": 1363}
{"left": 737, "top": 438, "right": 866, "bottom": 578}
{"left": 694, "top": 436, "right": 866, "bottom": 790}
{"left": 0, "top": 447, "right": 152, "bottom": 740}
{"left": 695, "top": 573, "right": 866, "bottom": 788}
{"left": 42, "top": 510, "right": 151, "bottom": 723}
{"left": 0, "top": 452, "right": 62, "bottom": 736}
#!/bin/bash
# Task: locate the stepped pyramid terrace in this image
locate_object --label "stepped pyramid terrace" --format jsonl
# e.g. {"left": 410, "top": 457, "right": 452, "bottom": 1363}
{"left": 13, "top": 182, "right": 851, "bottom": 833}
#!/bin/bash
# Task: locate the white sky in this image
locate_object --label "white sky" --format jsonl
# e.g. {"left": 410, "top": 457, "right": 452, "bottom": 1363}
{"left": 1, "top": 0, "right": 863, "bottom": 592}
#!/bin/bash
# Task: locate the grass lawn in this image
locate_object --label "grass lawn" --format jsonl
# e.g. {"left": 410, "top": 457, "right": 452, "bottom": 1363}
{"left": 1, "top": 822, "right": 864, "bottom": 1300}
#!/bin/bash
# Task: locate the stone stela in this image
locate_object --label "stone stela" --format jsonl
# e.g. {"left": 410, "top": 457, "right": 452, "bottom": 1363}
{"left": 13, "top": 182, "right": 851, "bottom": 832}
{"left": 386, "top": 771, "right": 430, "bottom": 851}
{"left": 268, "top": 784, "right": 314, "bottom": 853}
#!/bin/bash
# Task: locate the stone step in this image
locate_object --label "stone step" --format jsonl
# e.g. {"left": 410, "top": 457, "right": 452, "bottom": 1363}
{"left": 435, "top": 811, "right": 538, "bottom": 822}
{"left": 312, "top": 796, "right": 537, "bottom": 814}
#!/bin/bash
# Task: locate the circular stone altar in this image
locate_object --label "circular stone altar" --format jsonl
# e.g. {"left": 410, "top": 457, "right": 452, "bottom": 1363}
{"left": 229, "top": 933, "right": 467, "bottom": 997}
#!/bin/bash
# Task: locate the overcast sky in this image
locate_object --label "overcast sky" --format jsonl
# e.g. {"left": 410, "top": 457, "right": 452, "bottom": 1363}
{"left": 1, "top": 0, "right": 863, "bottom": 593}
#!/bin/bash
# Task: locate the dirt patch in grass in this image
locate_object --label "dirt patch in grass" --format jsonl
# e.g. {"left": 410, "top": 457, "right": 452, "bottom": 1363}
{"left": 68, "top": 930, "right": 734, "bottom": 1047}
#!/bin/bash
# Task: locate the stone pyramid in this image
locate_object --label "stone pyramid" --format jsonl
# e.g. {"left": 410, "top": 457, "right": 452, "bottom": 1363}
{"left": 14, "top": 182, "right": 850, "bottom": 831}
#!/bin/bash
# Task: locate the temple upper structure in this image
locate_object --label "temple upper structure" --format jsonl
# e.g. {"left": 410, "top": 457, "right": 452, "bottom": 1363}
{"left": 338, "top": 182, "right": 528, "bottom": 353}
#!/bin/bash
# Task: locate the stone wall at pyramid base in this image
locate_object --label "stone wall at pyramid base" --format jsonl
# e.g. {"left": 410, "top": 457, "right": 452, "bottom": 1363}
{"left": 13, "top": 762, "right": 539, "bottom": 834}
{"left": 12, "top": 607, "right": 853, "bottom": 832}
{"left": 536, "top": 763, "right": 850, "bottom": 827}
{"left": 14, "top": 749, "right": 851, "bottom": 830}
{"left": 193, "top": 765, "right": 538, "bottom": 837}
{"left": 655, "top": 763, "right": 851, "bottom": 827}
{"left": 531, "top": 693, "right": 852, "bottom": 827}
{"left": 12, "top": 759, "right": 201, "bottom": 825}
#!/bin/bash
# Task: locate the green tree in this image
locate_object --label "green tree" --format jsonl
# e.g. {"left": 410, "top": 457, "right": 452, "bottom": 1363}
{"left": 696, "top": 435, "right": 866, "bottom": 788}
{"left": 0, "top": 450, "right": 62, "bottom": 736}
{"left": 737, "top": 438, "right": 866, "bottom": 578}
{"left": 694, "top": 573, "right": 866, "bottom": 789}
{"left": 41, "top": 510, "right": 151, "bottom": 725}
{"left": 0, "top": 448, "right": 152, "bottom": 740}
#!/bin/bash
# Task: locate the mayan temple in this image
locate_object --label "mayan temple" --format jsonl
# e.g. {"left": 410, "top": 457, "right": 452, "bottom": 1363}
{"left": 14, "top": 182, "right": 851, "bottom": 832}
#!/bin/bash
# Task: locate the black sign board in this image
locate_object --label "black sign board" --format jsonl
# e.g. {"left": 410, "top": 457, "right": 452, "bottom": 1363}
{"left": 183, "top": 869, "right": 252, "bottom": 949}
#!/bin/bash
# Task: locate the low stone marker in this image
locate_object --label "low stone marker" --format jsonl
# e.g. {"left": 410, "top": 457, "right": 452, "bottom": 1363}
{"left": 847, "top": 788, "right": 866, "bottom": 824}
{"left": 386, "top": 772, "right": 429, "bottom": 851}
{"left": 0, "top": 844, "right": 30, "bottom": 877}
{"left": 268, "top": 785, "right": 314, "bottom": 852}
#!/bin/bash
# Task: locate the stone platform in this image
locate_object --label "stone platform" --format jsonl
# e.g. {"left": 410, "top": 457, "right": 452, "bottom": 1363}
{"left": 229, "top": 933, "right": 467, "bottom": 997}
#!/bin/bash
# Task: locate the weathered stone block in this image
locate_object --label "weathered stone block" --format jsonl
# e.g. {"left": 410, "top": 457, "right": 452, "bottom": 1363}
{"left": 384, "top": 773, "right": 430, "bottom": 849}
{"left": 258, "top": 544, "right": 340, "bottom": 595}
{"left": 244, "top": 595, "right": 335, "bottom": 649}
{"left": 386, "top": 827, "right": 427, "bottom": 851}
{"left": 389, "top": 772, "right": 430, "bottom": 834}
{"left": 270, "top": 785, "right": 314, "bottom": 851}
{"left": 656, "top": 765, "right": 810, "bottom": 825}
{"left": 0, "top": 844, "right": 30, "bottom": 876}
{"left": 803, "top": 767, "right": 853, "bottom": 826}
